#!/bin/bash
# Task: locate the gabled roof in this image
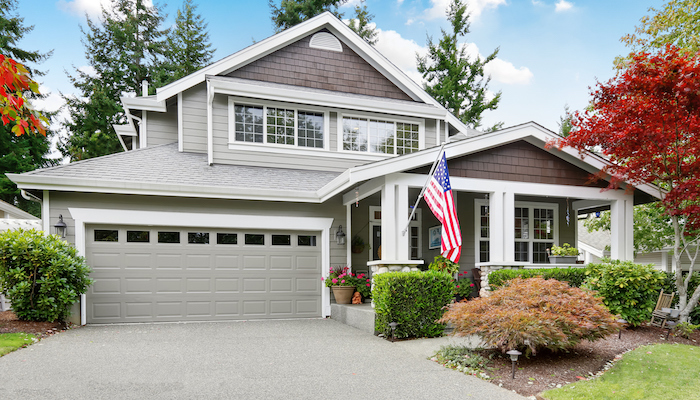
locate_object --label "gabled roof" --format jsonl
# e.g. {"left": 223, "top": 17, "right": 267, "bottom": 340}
{"left": 0, "top": 199, "right": 38, "bottom": 220}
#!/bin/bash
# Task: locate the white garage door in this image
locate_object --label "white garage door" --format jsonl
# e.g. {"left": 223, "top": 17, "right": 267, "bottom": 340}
{"left": 85, "top": 225, "right": 322, "bottom": 323}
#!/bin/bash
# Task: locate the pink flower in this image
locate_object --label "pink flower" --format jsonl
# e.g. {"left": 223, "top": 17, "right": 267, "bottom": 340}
{"left": 470, "top": 283, "right": 475, "bottom": 287}
{"left": 341, "top": 280, "right": 345, "bottom": 283}
{"left": 366, "top": 283, "right": 371, "bottom": 287}
{"left": 366, "top": 279, "right": 370, "bottom": 282}
{"left": 456, "top": 285, "right": 460, "bottom": 288}
{"left": 321, "top": 277, "right": 324, "bottom": 281}
{"left": 332, "top": 278, "right": 338, "bottom": 284}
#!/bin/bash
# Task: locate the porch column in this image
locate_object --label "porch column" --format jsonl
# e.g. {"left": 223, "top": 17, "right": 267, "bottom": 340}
{"left": 610, "top": 196, "right": 634, "bottom": 261}
{"left": 346, "top": 203, "right": 352, "bottom": 270}
{"left": 396, "top": 184, "right": 410, "bottom": 260}
{"left": 503, "top": 191, "right": 515, "bottom": 264}
{"left": 381, "top": 181, "right": 397, "bottom": 261}
{"left": 489, "top": 191, "right": 504, "bottom": 263}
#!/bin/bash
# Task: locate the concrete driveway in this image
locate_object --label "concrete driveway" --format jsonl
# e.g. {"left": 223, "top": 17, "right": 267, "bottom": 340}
{"left": 0, "top": 319, "right": 525, "bottom": 399}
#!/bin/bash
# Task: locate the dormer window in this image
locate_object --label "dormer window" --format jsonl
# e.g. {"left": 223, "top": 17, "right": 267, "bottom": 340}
{"left": 229, "top": 98, "right": 327, "bottom": 149}
{"left": 341, "top": 115, "right": 422, "bottom": 155}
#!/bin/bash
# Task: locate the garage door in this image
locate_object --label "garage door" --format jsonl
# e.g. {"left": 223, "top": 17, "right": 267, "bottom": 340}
{"left": 85, "top": 225, "right": 322, "bottom": 323}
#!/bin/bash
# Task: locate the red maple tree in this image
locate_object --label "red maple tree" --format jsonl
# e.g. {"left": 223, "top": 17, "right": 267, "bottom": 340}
{"left": 0, "top": 54, "right": 47, "bottom": 136}
{"left": 553, "top": 44, "right": 700, "bottom": 321}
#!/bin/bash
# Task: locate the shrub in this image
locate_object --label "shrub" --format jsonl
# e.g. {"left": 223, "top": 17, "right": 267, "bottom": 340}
{"left": 454, "top": 274, "right": 475, "bottom": 298}
{"left": 431, "top": 345, "right": 492, "bottom": 377}
{"left": 0, "top": 229, "right": 93, "bottom": 322}
{"left": 439, "top": 277, "right": 621, "bottom": 355}
{"left": 427, "top": 255, "right": 459, "bottom": 275}
{"left": 549, "top": 243, "right": 579, "bottom": 256}
{"left": 373, "top": 270, "right": 454, "bottom": 339}
{"left": 488, "top": 267, "right": 587, "bottom": 289}
{"left": 583, "top": 260, "right": 665, "bottom": 327}
{"left": 674, "top": 322, "right": 700, "bottom": 339}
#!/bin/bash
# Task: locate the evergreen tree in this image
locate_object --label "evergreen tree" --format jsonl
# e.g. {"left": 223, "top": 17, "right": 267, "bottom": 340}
{"left": 154, "top": 0, "right": 215, "bottom": 87}
{"left": 347, "top": 0, "right": 377, "bottom": 45}
{"left": 0, "top": 0, "right": 56, "bottom": 216}
{"left": 417, "top": 0, "right": 501, "bottom": 130}
{"left": 61, "top": 0, "right": 168, "bottom": 161}
{"left": 557, "top": 104, "right": 573, "bottom": 137}
{"left": 269, "top": 0, "right": 346, "bottom": 32}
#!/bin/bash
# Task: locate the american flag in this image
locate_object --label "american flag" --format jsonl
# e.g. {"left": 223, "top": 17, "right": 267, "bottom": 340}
{"left": 424, "top": 153, "right": 462, "bottom": 262}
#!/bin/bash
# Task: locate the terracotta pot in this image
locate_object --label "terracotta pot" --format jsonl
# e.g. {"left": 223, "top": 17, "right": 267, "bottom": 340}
{"left": 331, "top": 286, "right": 356, "bottom": 304}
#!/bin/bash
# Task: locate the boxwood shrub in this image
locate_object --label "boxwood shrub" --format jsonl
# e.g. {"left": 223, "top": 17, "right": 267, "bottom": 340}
{"left": 488, "top": 267, "right": 587, "bottom": 289}
{"left": 0, "top": 229, "right": 93, "bottom": 322}
{"left": 373, "top": 270, "right": 454, "bottom": 339}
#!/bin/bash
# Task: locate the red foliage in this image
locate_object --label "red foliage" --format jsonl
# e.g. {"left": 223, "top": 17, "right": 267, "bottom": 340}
{"left": 439, "top": 278, "right": 621, "bottom": 355}
{"left": 550, "top": 45, "right": 700, "bottom": 228}
{"left": 0, "top": 54, "right": 47, "bottom": 136}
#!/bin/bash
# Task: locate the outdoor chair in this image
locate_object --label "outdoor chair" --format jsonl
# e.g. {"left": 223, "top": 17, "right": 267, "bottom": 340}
{"left": 471, "top": 268, "right": 482, "bottom": 294}
{"left": 650, "top": 290, "right": 676, "bottom": 328}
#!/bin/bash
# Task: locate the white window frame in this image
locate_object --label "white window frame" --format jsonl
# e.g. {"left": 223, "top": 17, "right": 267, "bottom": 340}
{"left": 369, "top": 205, "right": 422, "bottom": 261}
{"left": 474, "top": 200, "right": 559, "bottom": 264}
{"left": 228, "top": 97, "right": 330, "bottom": 151}
{"left": 338, "top": 111, "right": 425, "bottom": 156}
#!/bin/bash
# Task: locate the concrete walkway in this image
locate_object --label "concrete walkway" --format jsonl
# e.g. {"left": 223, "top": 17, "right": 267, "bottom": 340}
{"left": 0, "top": 319, "right": 524, "bottom": 399}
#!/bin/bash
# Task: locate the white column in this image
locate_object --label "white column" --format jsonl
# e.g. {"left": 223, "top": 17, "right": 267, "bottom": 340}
{"left": 625, "top": 198, "right": 634, "bottom": 261}
{"left": 661, "top": 251, "right": 670, "bottom": 273}
{"left": 489, "top": 191, "right": 504, "bottom": 263}
{"left": 610, "top": 198, "right": 634, "bottom": 261}
{"left": 381, "top": 181, "right": 396, "bottom": 261}
{"left": 503, "top": 191, "right": 515, "bottom": 263}
{"left": 396, "top": 184, "right": 410, "bottom": 260}
{"left": 346, "top": 203, "right": 352, "bottom": 271}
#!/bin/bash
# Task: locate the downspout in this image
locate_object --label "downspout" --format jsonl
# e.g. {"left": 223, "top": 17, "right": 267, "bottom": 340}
{"left": 20, "top": 190, "right": 41, "bottom": 203}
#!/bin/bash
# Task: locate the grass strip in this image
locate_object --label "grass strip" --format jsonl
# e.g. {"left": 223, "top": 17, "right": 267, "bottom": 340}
{"left": 0, "top": 333, "right": 36, "bottom": 356}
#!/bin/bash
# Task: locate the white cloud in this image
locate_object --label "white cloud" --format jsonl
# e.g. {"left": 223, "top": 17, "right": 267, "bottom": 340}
{"left": 484, "top": 59, "right": 533, "bottom": 85}
{"left": 555, "top": 0, "right": 573, "bottom": 12}
{"left": 33, "top": 86, "right": 65, "bottom": 114}
{"left": 340, "top": 0, "right": 363, "bottom": 8}
{"left": 406, "top": 18, "right": 415, "bottom": 26}
{"left": 531, "top": 0, "right": 544, "bottom": 5}
{"left": 397, "top": 0, "right": 405, "bottom": 4}
{"left": 57, "top": 0, "right": 110, "bottom": 18}
{"left": 424, "top": 0, "right": 506, "bottom": 20}
{"left": 78, "top": 65, "right": 98, "bottom": 78}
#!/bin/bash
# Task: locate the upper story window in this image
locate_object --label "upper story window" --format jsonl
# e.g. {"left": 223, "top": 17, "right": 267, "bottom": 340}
{"left": 229, "top": 98, "right": 326, "bottom": 149}
{"left": 341, "top": 115, "right": 421, "bottom": 155}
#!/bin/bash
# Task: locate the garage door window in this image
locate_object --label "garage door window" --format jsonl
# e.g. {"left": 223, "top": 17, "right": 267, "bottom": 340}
{"left": 298, "top": 235, "right": 316, "bottom": 246}
{"left": 217, "top": 233, "right": 238, "bottom": 244}
{"left": 127, "top": 231, "right": 149, "bottom": 243}
{"left": 188, "top": 232, "right": 210, "bottom": 244}
{"left": 158, "top": 231, "right": 180, "bottom": 243}
{"left": 95, "top": 230, "right": 118, "bottom": 242}
{"left": 245, "top": 234, "right": 265, "bottom": 245}
{"left": 272, "top": 235, "right": 291, "bottom": 246}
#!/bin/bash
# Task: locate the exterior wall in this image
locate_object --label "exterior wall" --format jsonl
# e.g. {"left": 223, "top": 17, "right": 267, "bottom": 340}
{"left": 181, "top": 83, "right": 208, "bottom": 153}
{"left": 146, "top": 102, "right": 178, "bottom": 146}
{"left": 227, "top": 32, "right": 414, "bottom": 101}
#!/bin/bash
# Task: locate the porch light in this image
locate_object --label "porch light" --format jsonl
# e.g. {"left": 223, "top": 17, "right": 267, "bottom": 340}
{"left": 336, "top": 225, "right": 346, "bottom": 246}
{"left": 54, "top": 214, "right": 67, "bottom": 238}
{"left": 506, "top": 350, "right": 522, "bottom": 379}
{"left": 665, "top": 320, "right": 677, "bottom": 340}
{"left": 389, "top": 321, "right": 399, "bottom": 342}
{"left": 617, "top": 318, "right": 627, "bottom": 339}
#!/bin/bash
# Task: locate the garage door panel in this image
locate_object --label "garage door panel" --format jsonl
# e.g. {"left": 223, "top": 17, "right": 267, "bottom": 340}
{"left": 86, "top": 226, "right": 322, "bottom": 323}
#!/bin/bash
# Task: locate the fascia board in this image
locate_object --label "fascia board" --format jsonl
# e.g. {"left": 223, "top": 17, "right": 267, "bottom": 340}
{"left": 0, "top": 200, "right": 38, "bottom": 219}
{"left": 9, "top": 175, "right": 321, "bottom": 203}
{"left": 121, "top": 96, "right": 167, "bottom": 112}
{"left": 208, "top": 77, "right": 444, "bottom": 119}
{"left": 113, "top": 124, "right": 136, "bottom": 136}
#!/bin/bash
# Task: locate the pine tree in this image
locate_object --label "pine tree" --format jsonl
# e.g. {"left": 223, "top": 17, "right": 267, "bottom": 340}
{"left": 0, "top": 0, "right": 56, "bottom": 216}
{"left": 154, "top": 0, "right": 215, "bottom": 87}
{"left": 61, "top": 0, "right": 168, "bottom": 161}
{"left": 417, "top": 0, "right": 501, "bottom": 130}
{"left": 269, "top": 0, "right": 346, "bottom": 32}
{"left": 347, "top": 0, "right": 377, "bottom": 45}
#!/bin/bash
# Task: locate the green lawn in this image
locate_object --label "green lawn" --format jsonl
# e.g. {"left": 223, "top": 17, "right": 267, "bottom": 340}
{"left": 543, "top": 344, "right": 700, "bottom": 400}
{"left": 0, "top": 333, "right": 36, "bottom": 356}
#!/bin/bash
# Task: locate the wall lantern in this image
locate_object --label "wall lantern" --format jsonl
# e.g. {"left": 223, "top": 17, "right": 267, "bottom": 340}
{"left": 336, "top": 225, "right": 346, "bottom": 246}
{"left": 54, "top": 214, "right": 67, "bottom": 238}
{"left": 506, "top": 349, "right": 522, "bottom": 379}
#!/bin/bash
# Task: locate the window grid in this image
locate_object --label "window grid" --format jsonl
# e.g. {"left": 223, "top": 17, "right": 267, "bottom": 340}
{"left": 234, "top": 105, "right": 264, "bottom": 143}
{"left": 266, "top": 107, "right": 295, "bottom": 145}
{"left": 342, "top": 117, "right": 419, "bottom": 155}
{"left": 369, "top": 120, "right": 394, "bottom": 154}
{"left": 396, "top": 122, "right": 419, "bottom": 155}
{"left": 410, "top": 226, "right": 419, "bottom": 259}
{"left": 342, "top": 117, "right": 367, "bottom": 152}
{"left": 297, "top": 112, "right": 324, "bottom": 148}
{"left": 533, "top": 208, "right": 554, "bottom": 240}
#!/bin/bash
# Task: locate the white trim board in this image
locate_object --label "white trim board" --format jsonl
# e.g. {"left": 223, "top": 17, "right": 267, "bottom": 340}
{"left": 68, "top": 207, "right": 335, "bottom": 324}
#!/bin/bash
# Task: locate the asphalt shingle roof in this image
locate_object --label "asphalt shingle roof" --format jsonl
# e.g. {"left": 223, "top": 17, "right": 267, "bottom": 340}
{"left": 22, "top": 143, "right": 341, "bottom": 192}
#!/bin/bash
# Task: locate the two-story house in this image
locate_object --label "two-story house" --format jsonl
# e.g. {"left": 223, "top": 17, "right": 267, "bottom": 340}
{"left": 10, "top": 12, "right": 659, "bottom": 325}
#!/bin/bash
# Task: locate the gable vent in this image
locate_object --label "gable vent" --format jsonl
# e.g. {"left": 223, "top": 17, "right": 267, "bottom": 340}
{"left": 309, "top": 32, "right": 343, "bottom": 52}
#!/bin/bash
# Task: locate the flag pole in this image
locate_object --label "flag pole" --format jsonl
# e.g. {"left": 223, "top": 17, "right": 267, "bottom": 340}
{"left": 401, "top": 142, "right": 447, "bottom": 236}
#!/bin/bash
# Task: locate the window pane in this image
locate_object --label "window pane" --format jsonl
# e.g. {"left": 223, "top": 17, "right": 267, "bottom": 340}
{"left": 514, "top": 207, "right": 529, "bottom": 239}
{"left": 298, "top": 112, "right": 324, "bottom": 148}
{"left": 245, "top": 234, "right": 265, "bottom": 245}
{"left": 533, "top": 208, "right": 554, "bottom": 240}
{"left": 298, "top": 235, "right": 317, "bottom": 246}
{"left": 514, "top": 242, "right": 529, "bottom": 262}
{"left": 158, "top": 231, "right": 180, "bottom": 243}
{"left": 217, "top": 233, "right": 238, "bottom": 244}
{"left": 479, "top": 241, "right": 490, "bottom": 263}
{"left": 410, "top": 226, "right": 419, "bottom": 259}
{"left": 272, "top": 234, "right": 291, "bottom": 246}
{"left": 95, "top": 230, "right": 118, "bottom": 242}
{"left": 369, "top": 119, "right": 394, "bottom": 154}
{"left": 342, "top": 117, "right": 367, "bottom": 152}
{"left": 234, "top": 105, "right": 264, "bottom": 143}
{"left": 396, "top": 122, "right": 420, "bottom": 154}
{"left": 188, "top": 232, "right": 210, "bottom": 244}
{"left": 127, "top": 231, "right": 149, "bottom": 243}
{"left": 533, "top": 242, "right": 553, "bottom": 263}
{"left": 266, "top": 107, "right": 295, "bottom": 145}
{"left": 480, "top": 205, "right": 489, "bottom": 238}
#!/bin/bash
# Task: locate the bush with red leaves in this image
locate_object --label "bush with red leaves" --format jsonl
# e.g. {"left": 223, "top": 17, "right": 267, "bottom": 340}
{"left": 439, "top": 277, "right": 622, "bottom": 355}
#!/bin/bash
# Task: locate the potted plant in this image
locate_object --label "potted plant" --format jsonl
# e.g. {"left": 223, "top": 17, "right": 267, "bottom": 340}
{"left": 351, "top": 235, "right": 365, "bottom": 254}
{"left": 453, "top": 273, "right": 475, "bottom": 301}
{"left": 547, "top": 243, "right": 579, "bottom": 264}
{"left": 323, "top": 265, "right": 357, "bottom": 304}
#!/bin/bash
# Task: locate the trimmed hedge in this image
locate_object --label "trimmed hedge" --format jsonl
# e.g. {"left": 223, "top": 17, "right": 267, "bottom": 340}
{"left": 583, "top": 260, "right": 665, "bottom": 327}
{"left": 373, "top": 270, "right": 454, "bottom": 339}
{"left": 488, "top": 267, "right": 587, "bottom": 289}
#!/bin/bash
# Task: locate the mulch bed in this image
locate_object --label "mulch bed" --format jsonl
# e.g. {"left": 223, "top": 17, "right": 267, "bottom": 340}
{"left": 473, "top": 324, "right": 700, "bottom": 398}
{"left": 0, "top": 310, "right": 73, "bottom": 337}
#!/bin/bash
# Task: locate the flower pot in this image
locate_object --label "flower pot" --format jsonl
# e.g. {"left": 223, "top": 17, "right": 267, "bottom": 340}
{"left": 351, "top": 245, "right": 365, "bottom": 254}
{"left": 549, "top": 255, "right": 578, "bottom": 264}
{"left": 331, "top": 286, "right": 356, "bottom": 304}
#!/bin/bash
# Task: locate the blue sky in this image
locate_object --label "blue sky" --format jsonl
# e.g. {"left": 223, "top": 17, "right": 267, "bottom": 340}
{"left": 16, "top": 0, "right": 662, "bottom": 136}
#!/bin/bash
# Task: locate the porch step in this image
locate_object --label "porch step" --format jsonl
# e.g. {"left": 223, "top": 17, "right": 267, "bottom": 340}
{"left": 330, "top": 303, "right": 376, "bottom": 334}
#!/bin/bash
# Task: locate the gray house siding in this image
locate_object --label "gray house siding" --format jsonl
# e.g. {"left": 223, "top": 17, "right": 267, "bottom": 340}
{"left": 181, "top": 84, "right": 208, "bottom": 154}
{"left": 146, "top": 103, "right": 178, "bottom": 146}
